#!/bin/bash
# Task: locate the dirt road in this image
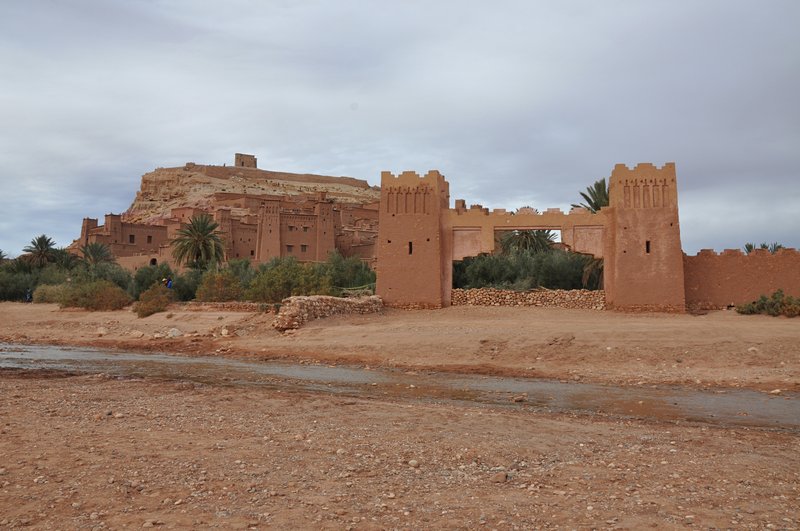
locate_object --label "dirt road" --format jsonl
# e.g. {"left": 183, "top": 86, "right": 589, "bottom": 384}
{"left": 0, "top": 302, "right": 797, "bottom": 390}
{"left": 1, "top": 371, "right": 798, "bottom": 529}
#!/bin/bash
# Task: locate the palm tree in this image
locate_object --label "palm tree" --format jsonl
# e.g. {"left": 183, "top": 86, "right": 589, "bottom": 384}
{"left": 22, "top": 234, "right": 57, "bottom": 268}
{"left": 80, "top": 242, "right": 116, "bottom": 267}
{"left": 0, "top": 249, "right": 6, "bottom": 262}
{"left": 499, "top": 230, "right": 555, "bottom": 255}
{"left": 171, "top": 214, "right": 225, "bottom": 269}
{"left": 744, "top": 242, "right": 785, "bottom": 254}
{"left": 581, "top": 256, "right": 604, "bottom": 290}
{"left": 571, "top": 178, "right": 609, "bottom": 213}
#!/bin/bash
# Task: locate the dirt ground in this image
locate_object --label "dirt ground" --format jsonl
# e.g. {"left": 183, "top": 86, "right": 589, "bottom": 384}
{"left": 0, "top": 302, "right": 797, "bottom": 391}
{"left": 0, "top": 302, "right": 798, "bottom": 529}
{"left": 1, "top": 371, "right": 798, "bottom": 530}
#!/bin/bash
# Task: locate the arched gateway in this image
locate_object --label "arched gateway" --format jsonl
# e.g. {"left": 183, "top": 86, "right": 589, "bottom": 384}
{"left": 376, "top": 163, "right": 686, "bottom": 311}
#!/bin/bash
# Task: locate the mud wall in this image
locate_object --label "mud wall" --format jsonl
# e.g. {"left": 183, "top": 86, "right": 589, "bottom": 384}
{"left": 684, "top": 248, "right": 800, "bottom": 309}
{"left": 451, "top": 288, "right": 605, "bottom": 310}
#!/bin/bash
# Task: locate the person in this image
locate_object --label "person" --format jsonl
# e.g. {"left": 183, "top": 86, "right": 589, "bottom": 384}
{"left": 25, "top": 288, "right": 32, "bottom": 303}
{"left": 166, "top": 277, "right": 173, "bottom": 289}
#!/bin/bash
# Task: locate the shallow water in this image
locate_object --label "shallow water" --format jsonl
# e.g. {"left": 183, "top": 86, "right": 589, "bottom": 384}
{"left": 1, "top": 343, "right": 797, "bottom": 430}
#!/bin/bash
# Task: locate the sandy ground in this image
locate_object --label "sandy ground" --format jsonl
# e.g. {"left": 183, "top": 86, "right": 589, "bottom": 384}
{"left": 1, "top": 371, "right": 798, "bottom": 530}
{"left": 0, "top": 302, "right": 798, "bottom": 391}
{"left": 1, "top": 302, "right": 798, "bottom": 529}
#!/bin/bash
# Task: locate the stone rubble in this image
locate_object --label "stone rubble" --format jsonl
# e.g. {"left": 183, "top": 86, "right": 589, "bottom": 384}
{"left": 451, "top": 288, "right": 605, "bottom": 310}
{"left": 272, "top": 295, "right": 384, "bottom": 331}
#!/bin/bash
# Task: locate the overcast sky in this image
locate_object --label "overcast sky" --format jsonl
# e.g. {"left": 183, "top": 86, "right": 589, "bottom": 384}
{"left": 1, "top": 0, "right": 798, "bottom": 256}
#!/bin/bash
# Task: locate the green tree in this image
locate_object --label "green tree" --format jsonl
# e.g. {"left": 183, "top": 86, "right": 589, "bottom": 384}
{"left": 0, "top": 249, "right": 6, "bottom": 262}
{"left": 744, "top": 242, "right": 785, "bottom": 254}
{"left": 170, "top": 214, "right": 225, "bottom": 269}
{"left": 498, "top": 230, "right": 555, "bottom": 255}
{"left": 571, "top": 178, "right": 609, "bottom": 213}
{"left": 80, "top": 242, "right": 116, "bottom": 267}
{"left": 22, "top": 234, "right": 57, "bottom": 268}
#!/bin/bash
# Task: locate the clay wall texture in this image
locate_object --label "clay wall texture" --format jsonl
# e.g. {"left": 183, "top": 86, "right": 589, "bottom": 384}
{"left": 603, "top": 163, "right": 685, "bottom": 312}
{"left": 376, "top": 171, "right": 451, "bottom": 308}
{"left": 684, "top": 248, "right": 800, "bottom": 309}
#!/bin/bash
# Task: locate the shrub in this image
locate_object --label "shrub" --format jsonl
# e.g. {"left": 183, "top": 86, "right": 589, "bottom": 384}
{"left": 131, "top": 263, "right": 174, "bottom": 300}
{"left": 0, "top": 270, "right": 34, "bottom": 301}
{"left": 134, "top": 284, "right": 174, "bottom": 318}
{"left": 196, "top": 270, "right": 243, "bottom": 302}
{"left": 59, "top": 280, "right": 132, "bottom": 311}
{"left": 172, "top": 268, "right": 203, "bottom": 302}
{"left": 325, "top": 252, "right": 376, "bottom": 293}
{"left": 33, "top": 283, "right": 68, "bottom": 303}
{"left": 245, "top": 257, "right": 332, "bottom": 303}
{"left": 736, "top": 289, "right": 799, "bottom": 318}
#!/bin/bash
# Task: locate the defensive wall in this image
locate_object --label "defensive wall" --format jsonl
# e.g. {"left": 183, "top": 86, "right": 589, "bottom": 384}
{"left": 684, "top": 248, "right": 800, "bottom": 310}
{"left": 375, "top": 162, "right": 800, "bottom": 312}
{"left": 377, "top": 163, "right": 686, "bottom": 311}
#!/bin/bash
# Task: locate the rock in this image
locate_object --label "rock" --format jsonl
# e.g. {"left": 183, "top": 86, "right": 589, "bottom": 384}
{"left": 769, "top": 389, "right": 782, "bottom": 395}
{"left": 96, "top": 327, "right": 108, "bottom": 337}
{"left": 114, "top": 413, "right": 124, "bottom": 418}
{"left": 167, "top": 328, "right": 182, "bottom": 338}
{"left": 408, "top": 459, "right": 419, "bottom": 468}
{"left": 130, "top": 330, "right": 145, "bottom": 338}
{"left": 748, "top": 346, "right": 759, "bottom": 353}
{"left": 490, "top": 471, "right": 508, "bottom": 483}
{"left": 221, "top": 328, "right": 230, "bottom": 337}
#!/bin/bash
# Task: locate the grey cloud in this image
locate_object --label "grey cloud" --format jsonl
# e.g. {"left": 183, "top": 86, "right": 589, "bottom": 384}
{"left": 0, "top": 0, "right": 798, "bottom": 256}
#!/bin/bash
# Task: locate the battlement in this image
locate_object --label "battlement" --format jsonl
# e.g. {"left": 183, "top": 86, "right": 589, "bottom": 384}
{"left": 381, "top": 171, "right": 449, "bottom": 215}
{"left": 609, "top": 162, "right": 678, "bottom": 209}
{"left": 688, "top": 248, "right": 799, "bottom": 257}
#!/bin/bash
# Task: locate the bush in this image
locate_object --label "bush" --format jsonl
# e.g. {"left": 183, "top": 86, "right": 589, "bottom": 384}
{"left": 59, "top": 280, "right": 132, "bottom": 311}
{"left": 0, "top": 270, "right": 34, "bottom": 301}
{"left": 134, "top": 284, "right": 174, "bottom": 318}
{"left": 736, "top": 289, "right": 799, "bottom": 318}
{"left": 33, "top": 283, "right": 68, "bottom": 303}
{"left": 326, "top": 252, "right": 376, "bottom": 293}
{"left": 172, "top": 268, "right": 203, "bottom": 301}
{"left": 453, "top": 249, "right": 587, "bottom": 291}
{"left": 245, "top": 257, "right": 332, "bottom": 303}
{"left": 196, "top": 270, "right": 243, "bottom": 302}
{"left": 131, "top": 263, "right": 174, "bottom": 300}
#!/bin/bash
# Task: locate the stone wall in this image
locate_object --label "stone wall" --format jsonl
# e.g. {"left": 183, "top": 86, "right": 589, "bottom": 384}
{"left": 451, "top": 288, "right": 605, "bottom": 310}
{"left": 272, "top": 295, "right": 384, "bottom": 331}
{"left": 181, "top": 301, "right": 273, "bottom": 312}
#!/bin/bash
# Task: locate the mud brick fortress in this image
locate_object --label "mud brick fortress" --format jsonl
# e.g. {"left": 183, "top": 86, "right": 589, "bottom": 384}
{"left": 376, "top": 163, "right": 800, "bottom": 311}
{"left": 71, "top": 155, "right": 379, "bottom": 270}
{"left": 71, "top": 154, "right": 799, "bottom": 312}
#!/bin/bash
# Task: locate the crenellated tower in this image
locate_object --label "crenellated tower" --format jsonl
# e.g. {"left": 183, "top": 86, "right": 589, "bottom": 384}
{"left": 604, "top": 162, "right": 685, "bottom": 311}
{"left": 376, "top": 170, "right": 451, "bottom": 307}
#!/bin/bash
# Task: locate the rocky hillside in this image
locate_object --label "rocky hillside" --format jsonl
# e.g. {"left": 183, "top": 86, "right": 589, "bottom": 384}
{"left": 123, "top": 163, "right": 381, "bottom": 224}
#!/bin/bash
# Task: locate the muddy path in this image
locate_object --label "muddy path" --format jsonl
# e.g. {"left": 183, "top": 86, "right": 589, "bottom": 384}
{"left": 2, "top": 342, "right": 797, "bottom": 431}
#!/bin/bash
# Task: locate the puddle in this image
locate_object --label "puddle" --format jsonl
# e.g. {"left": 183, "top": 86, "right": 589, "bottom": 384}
{"left": 1, "top": 343, "right": 797, "bottom": 430}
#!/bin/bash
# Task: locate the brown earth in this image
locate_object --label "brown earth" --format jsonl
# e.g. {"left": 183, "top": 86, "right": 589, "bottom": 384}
{"left": 0, "top": 303, "right": 798, "bottom": 529}
{"left": 0, "top": 302, "right": 797, "bottom": 391}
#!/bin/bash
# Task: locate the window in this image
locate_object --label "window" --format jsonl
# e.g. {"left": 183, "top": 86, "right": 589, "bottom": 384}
{"left": 129, "top": 234, "right": 135, "bottom": 244}
{"left": 301, "top": 244, "right": 308, "bottom": 253}
{"left": 408, "top": 241, "right": 413, "bottom": 255}
{"left": 303, "top": 226, "right": 309, "bottom": 233}
{"left": 646, "top": 240, "right": 651, "bottom": 254}
{"left": 250, "top": 250, "right": 255, "bottom": 256}
{"left": 288, "top": 225, "right": 296, "bottom": 232}
{"left": 147, "top": 235, "right": 152, "bottom": 244}
{"left": 286, "top": 245, "right": 294, "bottom": 253}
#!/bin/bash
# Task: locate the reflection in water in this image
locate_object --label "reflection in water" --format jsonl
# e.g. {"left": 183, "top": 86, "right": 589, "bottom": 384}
{"left": 1, "top": 343, "right": 797, "bottom": 430}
